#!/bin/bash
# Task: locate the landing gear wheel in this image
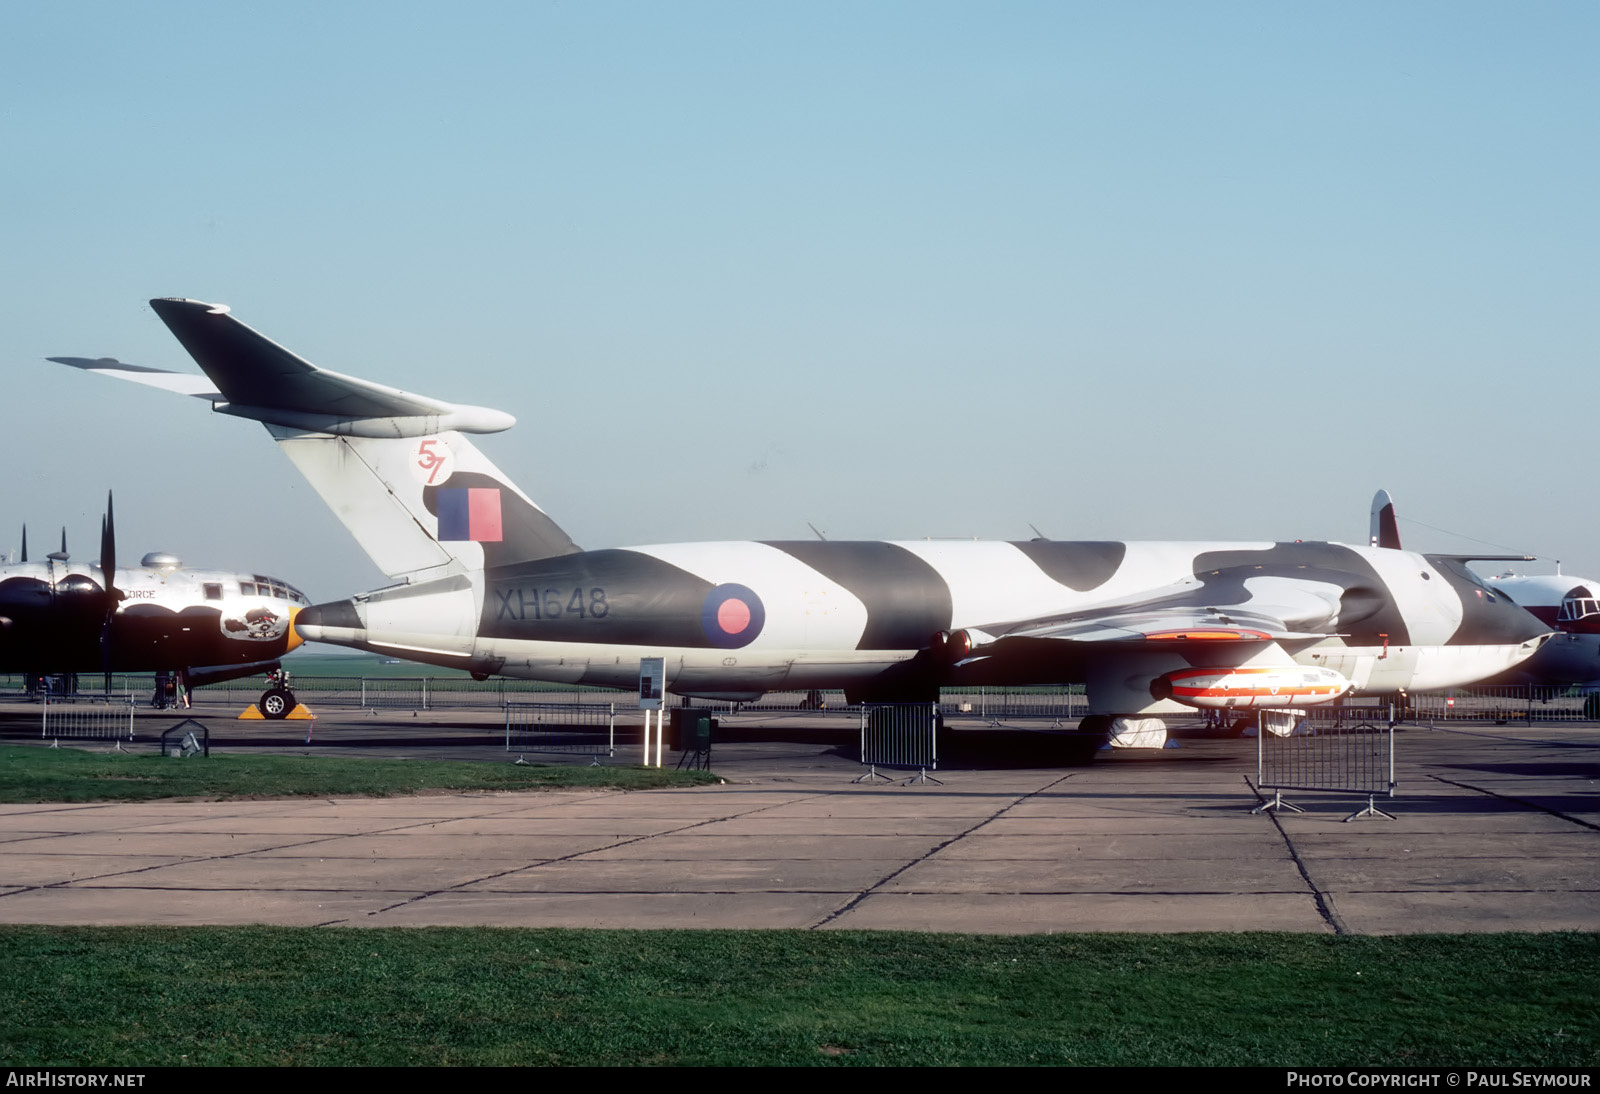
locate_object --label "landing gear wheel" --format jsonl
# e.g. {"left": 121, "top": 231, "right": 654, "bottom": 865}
{"left": 259, "top": 687, "right": 295, "bottom": 719}
{"left": 1063, "top": 714, "right": 1112, "bottom": 764}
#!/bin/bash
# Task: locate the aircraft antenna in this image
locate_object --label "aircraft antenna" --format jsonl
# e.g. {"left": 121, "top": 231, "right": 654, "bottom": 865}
{"left": 1395, "top": 514, "right": 1552, "bottom": 563}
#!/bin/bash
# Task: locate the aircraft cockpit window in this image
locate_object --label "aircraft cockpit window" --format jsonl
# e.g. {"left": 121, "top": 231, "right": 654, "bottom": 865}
{"left": 239, "top": 582, "right": 257, "bottom": 596}
{"left": 1559, "top": 598, "right": 1600, "bottom": 622}
{"left": 203, "top": 583, "right": 223, "bottom": 601}
{"left": 258, "top": 577, "right": 304, "bottom": 602}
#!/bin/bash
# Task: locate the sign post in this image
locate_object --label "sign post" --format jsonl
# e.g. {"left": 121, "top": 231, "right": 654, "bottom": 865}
{"left": 638, "top": 657, "right": 665, "bottom": 767}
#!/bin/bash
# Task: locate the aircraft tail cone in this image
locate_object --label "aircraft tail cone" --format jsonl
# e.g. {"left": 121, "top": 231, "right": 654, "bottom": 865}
{"left": 292, "top": 599, "right": 365, "bottom": 646}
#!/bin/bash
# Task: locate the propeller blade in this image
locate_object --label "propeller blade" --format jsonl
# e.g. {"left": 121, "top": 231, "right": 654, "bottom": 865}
{"left": 101, "top": 492, "right": 117, "bottom": 593}
{"left": 99, "top": 492, "right": 120, "bottom": 696}
{"left": 19, "top": 524, "right": 25, "bottom": 564}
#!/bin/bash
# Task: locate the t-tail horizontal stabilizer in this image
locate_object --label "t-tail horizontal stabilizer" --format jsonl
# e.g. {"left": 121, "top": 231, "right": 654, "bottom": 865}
{"left": 54, "top": 299, "right": 579, "bottom": 584}
{"left": 146, "top": 298, "right": 517, "bottom": 438}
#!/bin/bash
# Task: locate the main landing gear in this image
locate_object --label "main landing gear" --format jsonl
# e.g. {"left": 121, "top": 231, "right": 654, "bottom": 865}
{"left": 1072, "top": 713, "right": 1171, "bottom": 755}
{"left": 1065, "top": 714, "right": 1113, "bottom": 763}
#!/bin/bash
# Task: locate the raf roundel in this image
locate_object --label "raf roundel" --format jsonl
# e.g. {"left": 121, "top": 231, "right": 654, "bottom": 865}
{"left": 701, "top": 584, "right": 765, "bottom": 649}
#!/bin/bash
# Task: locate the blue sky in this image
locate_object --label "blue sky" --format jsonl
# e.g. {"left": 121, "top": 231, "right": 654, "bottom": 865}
{"left": 4, "top": 1, "right": 1596, "bottom": 601}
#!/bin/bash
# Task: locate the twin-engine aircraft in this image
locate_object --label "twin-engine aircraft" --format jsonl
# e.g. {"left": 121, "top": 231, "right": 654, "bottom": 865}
{"left": 56, "top": 299, "right": 1552, "bottom": 750}
{"left": 0, "top": 494, "right": 307, "bottom": 712}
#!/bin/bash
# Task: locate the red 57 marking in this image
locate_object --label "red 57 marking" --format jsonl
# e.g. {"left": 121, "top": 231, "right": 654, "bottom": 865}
{"left": 416, "top": 439, "right": 449, "bottom": 485}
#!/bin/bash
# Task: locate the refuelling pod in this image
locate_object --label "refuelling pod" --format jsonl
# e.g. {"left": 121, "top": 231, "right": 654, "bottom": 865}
{"left": 1150, "top": 665, "right": 1352, "bottom": 710}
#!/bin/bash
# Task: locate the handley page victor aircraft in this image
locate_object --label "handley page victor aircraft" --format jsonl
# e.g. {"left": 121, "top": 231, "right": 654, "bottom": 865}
{"left": 56, "top": 299, "right": 1552, "bottom": 750}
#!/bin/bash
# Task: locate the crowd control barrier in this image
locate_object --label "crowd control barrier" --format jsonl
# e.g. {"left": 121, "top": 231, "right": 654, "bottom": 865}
{"left": 505, "top": 701, "right": 616, "bottom": 764}
{"left": 857, "top": 703, "right": 941, "bottom": 785}
{"left": 41, "top": 695, "right": 134, "bottom": 746}
{"left": 1253, "top": 704, "right": 1396, "bottom": 821}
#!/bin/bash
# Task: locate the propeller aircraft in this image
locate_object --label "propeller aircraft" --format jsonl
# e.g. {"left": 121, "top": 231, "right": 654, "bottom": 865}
{"left": 0, "top": 493, "right": 308, "bottom": 715}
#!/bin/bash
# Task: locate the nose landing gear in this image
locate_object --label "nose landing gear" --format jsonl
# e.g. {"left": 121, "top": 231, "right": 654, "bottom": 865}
{"left": 257, "top": 669, "right": 298, "bottom": 720}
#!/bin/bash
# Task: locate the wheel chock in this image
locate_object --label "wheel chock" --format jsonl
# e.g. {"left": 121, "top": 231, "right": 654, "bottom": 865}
{"left": 238, "top": 703, "right": 316, "bottom": 720}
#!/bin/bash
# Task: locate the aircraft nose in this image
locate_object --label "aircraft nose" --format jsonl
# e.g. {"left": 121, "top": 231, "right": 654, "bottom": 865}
{"left": 293, "top": 598, "right": 366, "bottom": 641}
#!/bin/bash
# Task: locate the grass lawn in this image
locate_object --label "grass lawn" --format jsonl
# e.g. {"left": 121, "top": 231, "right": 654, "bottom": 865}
{"left": 0, "top": 745, "right": 718, "bottom": 802}
{"left": 2, "top": 928, "right": 1595, "bottom": 1066}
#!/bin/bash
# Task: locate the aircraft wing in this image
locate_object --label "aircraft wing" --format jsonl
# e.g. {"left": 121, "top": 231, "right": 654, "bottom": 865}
{"left": 965, "top": 576, "right": 1344, "bottom": 656}
{"left": 937, "top": 579, "right": 1349, "bottom": 713}
{"left": 997, "top": 607, "right": 1332, "bottom": 645}
{"left": 49, "top": 357, "right": 222, "bottom": 400}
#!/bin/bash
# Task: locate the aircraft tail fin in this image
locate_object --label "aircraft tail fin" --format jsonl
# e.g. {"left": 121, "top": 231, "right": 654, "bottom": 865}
{"left": 1369, "top": 489, "right": 1402, "bottom": 550}
{"left": 58, "top": 299, "right": 579, "bottom": 582}
{"left": 266, "top": 425, "right": 580, "bottom": 581}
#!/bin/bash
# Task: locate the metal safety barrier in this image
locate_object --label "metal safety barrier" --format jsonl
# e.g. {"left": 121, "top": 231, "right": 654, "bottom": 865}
{"left": 41, "top": 695, "right": 134, "bottom": 744}
{"left": 182, "top": 675, "right": 624, "bottom": 712}
{"left": 1254, "top": 705, "right": 1396, "bottom": 821}
{"left": 8, "top": 672, "right": 1600, "bottom": 723}
{"left": 505, "top": 701, "right": 616, "bottom": 763}
{"left": 1412, "top": 685, "right": 1600, "bottom": 725}
{"left": 359, "top": 677, "right": 431, "bottom": 711}
{"left": 669, "top": 689, "right": 844, "bottom": 715}
{"left": 857, "top": 703, "right": 940, "bottom": 784}
{"left": 680, "top": 687, "right": 1089, "bottom": 724}
{"left": 939, "top": 687, "right": 1087, "bottom": 723}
